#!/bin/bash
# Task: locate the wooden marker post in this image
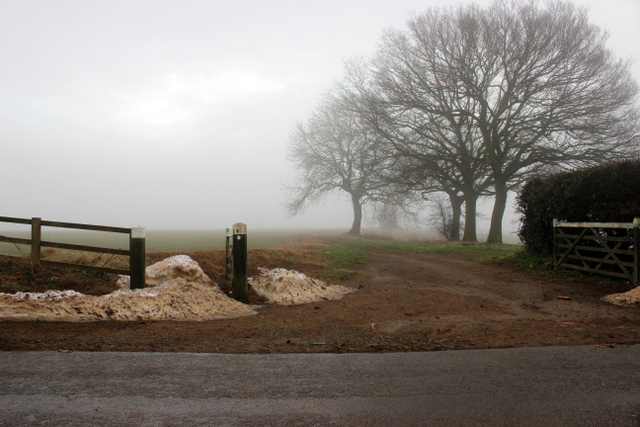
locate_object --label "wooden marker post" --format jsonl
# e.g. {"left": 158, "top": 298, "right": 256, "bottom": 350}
{"left": 552, "top": 218, "right": 558, "bottom": 268}
{"left": 634, "top": 218, "right": 639, "bottom": 287}
{"left": 31, "top": 217, "right": 42, "bottom": 265}
{"left": 232, "top": 222, "right": 248, "bottom": 303}
{"left": 129, "top": 227, "right": 146, "bottom": 289}
{"left": 225, "top": 228, "right": 233, "bottom": 280}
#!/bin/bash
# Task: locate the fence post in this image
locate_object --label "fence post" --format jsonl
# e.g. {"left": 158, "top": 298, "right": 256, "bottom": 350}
{"left": 552, "top": 218, "right": 558, "bottom": 268}
{"left": 225, "top": 228, "right": 233, "bottom": 280}
{"left": 634, "top": 218, "right": 639, "bottom": 287}
{"left": 232, "top": 222, "right": 248, "bottom": 303}
{"left": 130, "top": 227, "right": 146, "bottom": 289}
{"left": 31, "top": 217, "right": 42, "bottom": 265}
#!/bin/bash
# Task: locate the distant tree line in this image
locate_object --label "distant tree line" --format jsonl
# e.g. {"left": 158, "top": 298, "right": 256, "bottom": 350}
{"left": 286, "top": 0, "right": 639, "bottom": 241}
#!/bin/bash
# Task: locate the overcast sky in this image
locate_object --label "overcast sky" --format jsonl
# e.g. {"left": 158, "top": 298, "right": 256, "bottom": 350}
{"left": 1, "top": 0, "right": 638, "bottom": 233}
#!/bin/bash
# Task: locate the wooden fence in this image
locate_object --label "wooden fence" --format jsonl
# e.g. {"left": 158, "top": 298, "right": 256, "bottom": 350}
{"left": 553, "top": 218, "right": 639, "bottom": 286}
{"left": 0, "top": 216, "right": 146, "bottom": 289}
{"left": 225, "top": 223, "right": 247, "bottom": 303}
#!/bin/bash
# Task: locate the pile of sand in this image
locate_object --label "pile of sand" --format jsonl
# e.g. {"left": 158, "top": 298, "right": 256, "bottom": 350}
{"left": 249, "top": 267, "right": 355, "bottom": 305}
{"left": 116, "top": 254, "right": 215, "bottom": 289}
{"left": 0, "top": 256, "right": 356, "bottom": 322}
{"left": 0, "top": 255, "right": 256, "bottom": 322}
{"left": 602, "top": 287, "right": 640, "bottom": 306}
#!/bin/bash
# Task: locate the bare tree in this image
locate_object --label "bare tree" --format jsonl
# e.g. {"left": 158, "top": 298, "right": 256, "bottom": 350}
{"left": 355, "top": 57, "right": 492, "bottom": 241}
{"left": 372, "top": 0, "right": 639, "bottom": 243}
{"left": 426, "top": 192, "right": 464, "bottom": 241}
{"left": 375, "top": 202, "right": 400, "bottom": 231}
{"left": 286, "top": 93, "right": 395, "bottom": 236}
{"left": 339, "top": 59, "right": 490, "bottom": 241}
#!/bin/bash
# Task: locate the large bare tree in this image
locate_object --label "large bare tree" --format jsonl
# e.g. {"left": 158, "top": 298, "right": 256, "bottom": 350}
{"left": 372, "top": 0, "right": 639, "bottom": 242}
{"left": 341, "top": 55, "right": 492, "bottom": 241}
{"left": 286, "top": 93, "right": 395, "bottom": 236}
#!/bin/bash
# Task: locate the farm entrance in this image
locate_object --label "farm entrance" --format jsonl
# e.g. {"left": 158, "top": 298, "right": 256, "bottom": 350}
{"left": 553, "top": 219, "right": 639, "bottom": 286}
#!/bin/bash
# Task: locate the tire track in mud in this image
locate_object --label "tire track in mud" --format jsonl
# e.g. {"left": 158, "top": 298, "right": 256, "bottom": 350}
{"left": 346, "top": 251, "right": 640, "bottom": 337}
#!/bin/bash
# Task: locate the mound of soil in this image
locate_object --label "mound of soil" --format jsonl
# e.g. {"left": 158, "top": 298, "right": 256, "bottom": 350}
{"left": 601, "top": 287, "right": 640, "bottom": 306}
{"left": 249, "top": 268, "right": 354, "bottom": 305}
{"left": 0, "top": 255, "right": 256, "bottom": 322}
{"left": 0, "top": 255, "right": 349, "bottom": 322}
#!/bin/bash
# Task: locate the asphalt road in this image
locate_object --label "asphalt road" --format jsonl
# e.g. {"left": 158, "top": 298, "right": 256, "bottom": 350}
{"left": 1, "top": 345, "right": 640, "bottom": 426}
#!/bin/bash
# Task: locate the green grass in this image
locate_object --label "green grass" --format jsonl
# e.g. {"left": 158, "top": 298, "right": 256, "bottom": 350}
{"left": 312, "top": 236, "right": 521, "bottom": 281}
{"left": 315, "top": 244, "right": 368, "bottom": 281}
{"left": 343, "top": 236, "right": 522, "bottom": 260}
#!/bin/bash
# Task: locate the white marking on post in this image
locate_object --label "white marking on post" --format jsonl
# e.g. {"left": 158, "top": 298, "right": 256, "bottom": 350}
{"left": 131, "top": 227, "right": 145, "bottom": 238}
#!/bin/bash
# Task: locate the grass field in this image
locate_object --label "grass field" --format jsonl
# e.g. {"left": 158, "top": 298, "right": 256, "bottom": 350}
{"left": 344, "top": 236, "right": 521, "bottom": 259}
{"left": 314, "top": 236, "right": 522, "bottom": 280}
{"left": 0, "top": 228, "right": 344, "bottom": 256}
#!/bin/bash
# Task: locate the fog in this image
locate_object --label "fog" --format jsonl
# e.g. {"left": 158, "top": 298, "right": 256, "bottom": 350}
{"left": 1, "top": 0, "right": 638, "bottom": 234}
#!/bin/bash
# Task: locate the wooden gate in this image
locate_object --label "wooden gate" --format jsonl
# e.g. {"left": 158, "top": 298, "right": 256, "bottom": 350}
{"left": 553, "top": 218, "right": 639, "bottom": 286}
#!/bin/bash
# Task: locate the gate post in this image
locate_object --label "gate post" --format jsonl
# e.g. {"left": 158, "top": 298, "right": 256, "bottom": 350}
{"left": 552, "top": 219, "right": 558, "bottom": 268}
{"left": 634, "top": 218, "right": 639, "bottom": 287}
{"left": 130, "top": 227, "right": 146, "bottom": 289}
{"left": 225, "top": 228, "right": 233, "bottom": 280}
{"left": 232, "top": 222, "right": 248, "bottom": 303}
{"left": 31, "top": 217, "right": 42, "bottom": 265}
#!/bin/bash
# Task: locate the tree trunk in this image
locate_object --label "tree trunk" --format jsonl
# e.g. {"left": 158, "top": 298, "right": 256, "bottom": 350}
{"left": 448, "top": 193, "right": 463, "bottom": 241}
{"left": 348, "top": 196, "right": 363, "bottom": 236}
{"left": 462, "top": 194, "right": 477, "bottom": 242}
{"left": 486, "top": 180, "right": 507, "bottom": 244}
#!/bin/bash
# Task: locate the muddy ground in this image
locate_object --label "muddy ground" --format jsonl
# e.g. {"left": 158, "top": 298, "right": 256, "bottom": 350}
{"left": 1, "top": 237, "right": 639, "bottom": 353}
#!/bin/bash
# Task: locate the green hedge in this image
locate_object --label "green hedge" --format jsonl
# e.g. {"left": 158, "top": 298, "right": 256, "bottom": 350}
{"left": 517, "top": 160, "right": 640, "bottom": 256}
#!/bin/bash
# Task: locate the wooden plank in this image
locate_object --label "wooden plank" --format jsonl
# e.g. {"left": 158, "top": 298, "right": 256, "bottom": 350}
{"left": 575, "top": 235, "right": 632, "bottom": 243}
{"left": 556, "top": 244, "right": 634, "bottom": 256}
{"left": 0, "top": 236, "right": 32, "bottom": 245}
{"left": 562, "top": 254, "right": 634, "bottom": 268}
{"left": 555, "top": 227, "right": 588, "bottom": 267}
{"left": 559, "top": 263, "right": 632, "bottom": 280}
{"left": 0, "top": 216, "right": 31, "bottom": 225}
{"left": 40, "top": 220, "right": 130, "bottom": 234}
{"left": 40, "top": 260, "right": 129, "bottom": 275}
{"left": 556, "top": 221, "right": 637, "bottom": 229}
{"left": 558, "top": 244, "right": 634, "bottom": 257}
{"left": 40, "top": 240, "right": 130, "bottom": 256}
{"left": 556, "top": 232, "right": 632, "bottom": 243}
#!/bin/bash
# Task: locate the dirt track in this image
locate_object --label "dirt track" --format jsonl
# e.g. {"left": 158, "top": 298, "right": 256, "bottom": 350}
{"left": 1, "top": 247, "right": 639, "bottom": 353}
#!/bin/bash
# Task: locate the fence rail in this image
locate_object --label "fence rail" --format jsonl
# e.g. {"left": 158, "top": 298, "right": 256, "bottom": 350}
{"left": 553, "top": 218, "right": 639, "bottom": 286}
{"left": 0, "top": 216, "right": 146, "bottom": 288}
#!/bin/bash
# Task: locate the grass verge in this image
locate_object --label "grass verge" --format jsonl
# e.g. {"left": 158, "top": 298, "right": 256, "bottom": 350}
{"left": 315, "top": 244, "right": 368, "bottom": 281}
{"left": 343, "top": 236, "right": 521, "bottom": 260}
{"left": 312, "top": 236, "right": 521, "bottom": 281}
